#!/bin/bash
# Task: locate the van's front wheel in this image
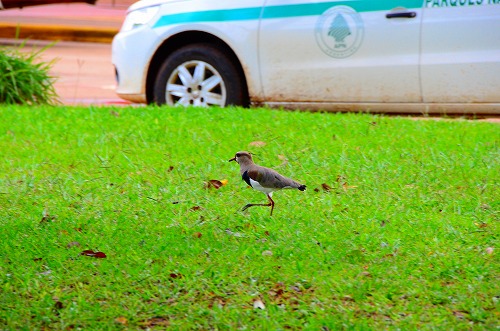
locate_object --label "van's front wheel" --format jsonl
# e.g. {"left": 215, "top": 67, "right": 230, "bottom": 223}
{"left": 153, "top": 44, "right": 247, "bottom": 107}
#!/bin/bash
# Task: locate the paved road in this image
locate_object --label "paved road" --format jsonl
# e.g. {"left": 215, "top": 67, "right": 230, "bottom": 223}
{"left": 2, "top": 38, "right": 130, "bottom": 105}
{"left": 0, "top": 1, "right": 130, "bottom": 42}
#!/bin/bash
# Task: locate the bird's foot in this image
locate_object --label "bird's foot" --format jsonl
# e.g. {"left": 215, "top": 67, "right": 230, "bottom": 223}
{"left": 241, "top": 203, "right": 271, "bottom": 212}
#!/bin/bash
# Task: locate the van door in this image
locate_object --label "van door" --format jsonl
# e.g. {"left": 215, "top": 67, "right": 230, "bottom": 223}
{"left": 258, "top": 0, "right": 423, "bottom": 103}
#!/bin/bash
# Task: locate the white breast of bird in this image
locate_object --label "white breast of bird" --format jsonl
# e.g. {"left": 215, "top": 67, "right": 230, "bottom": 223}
{"left": 249, "top": 178, "right": 276, "bottom": 195}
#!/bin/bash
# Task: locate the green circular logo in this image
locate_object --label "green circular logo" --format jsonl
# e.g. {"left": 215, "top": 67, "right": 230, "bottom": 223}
{"left": 315, "top": 6, "right": 364, "bottom": 59}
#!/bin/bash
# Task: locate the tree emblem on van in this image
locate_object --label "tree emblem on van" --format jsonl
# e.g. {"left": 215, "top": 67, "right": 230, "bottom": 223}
{"left": 315, "top": 6, "right": 364, "bottom": 59}
{"left": 328, "top": 14, "right": 351, "bottom": 46}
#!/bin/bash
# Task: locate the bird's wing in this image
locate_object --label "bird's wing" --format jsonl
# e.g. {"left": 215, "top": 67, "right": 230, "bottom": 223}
{"left": 249, "top": 166, "right": 299, "bottom": 189}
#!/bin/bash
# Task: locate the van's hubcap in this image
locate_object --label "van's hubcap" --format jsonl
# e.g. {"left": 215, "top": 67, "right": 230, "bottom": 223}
{"left": 166, "top": 61, "right": 226, "bottom": 106}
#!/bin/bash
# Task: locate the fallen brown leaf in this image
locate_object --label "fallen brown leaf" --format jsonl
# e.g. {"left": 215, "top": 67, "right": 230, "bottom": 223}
{"left": 225, "top": 229, "right": 244, "bottom": 237}
{"left": 342, "top": 182, "right": 358, "bottom": 191}
{"left": 262, "top": 250, "right": 273, "bottom": 256}
{"left": 342, "top": 295, "right": 355, "bottom": 302}
{"left": 66, "top": 241, "right": 81, "bottom": 249}
{"left": 52, "top": 300, "right": 63, "bottom": 316}
{"left": 205, "top": 179, "right": 228, "bottom": 189}
{"left": 40, "top": 214, "right": 55, "bottom": 224}
{"left": 277, "top": 154, "right": 288, "bottom": 166}
{"left": 453, "top": 310, "right": 467, "bottom": 319}
{"left": 54, "top": 301, "right": 64, "bottom": 310}
{"left": 140, "top": 317, "right": 169, "bottom": 328}
{"left": 80, "top": 250, "right": 107, "bottom": 258}
{"left": 321, "top": 183, "right": 332, "bottom": 191}
{"left": 253, "top": 298, "right": 266, "bottom": 310}
{"left": 249, "top": 141, "right": 266, "bottom": 147}
{"left": 115, "top": 316, "right": 128, "bottom": 325}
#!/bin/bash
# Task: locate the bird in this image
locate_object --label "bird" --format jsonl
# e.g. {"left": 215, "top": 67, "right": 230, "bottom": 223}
{"left": 229, "top": 151, "right": 306, "bottom": 216}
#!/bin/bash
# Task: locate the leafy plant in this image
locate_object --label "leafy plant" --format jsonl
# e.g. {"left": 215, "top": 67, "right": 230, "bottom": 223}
{"left": 0, "top": 40, "right": 58, "bottom": 105}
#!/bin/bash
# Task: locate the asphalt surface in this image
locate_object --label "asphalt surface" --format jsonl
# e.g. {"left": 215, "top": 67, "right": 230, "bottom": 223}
{"left": 0, "top": 0, "right": 134, "bottom": 105}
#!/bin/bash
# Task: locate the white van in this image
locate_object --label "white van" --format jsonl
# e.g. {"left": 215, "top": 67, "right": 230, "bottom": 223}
{"left": 112, "top": 0, "right": 500, "bottom": 114}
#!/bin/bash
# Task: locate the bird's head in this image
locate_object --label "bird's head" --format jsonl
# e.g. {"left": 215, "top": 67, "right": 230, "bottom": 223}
{"left": 229, "top": 151, "right": 253, "bottom": 164}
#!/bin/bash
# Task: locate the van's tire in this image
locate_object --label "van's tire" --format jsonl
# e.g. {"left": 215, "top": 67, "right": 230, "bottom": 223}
{"left": 153, "top": 44, "right": 247, "bottom": 107}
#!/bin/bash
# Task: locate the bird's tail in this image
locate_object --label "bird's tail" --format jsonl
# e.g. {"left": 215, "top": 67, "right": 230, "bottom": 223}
{"left": 298, "top": 185, "right": 306, "bottom": 191}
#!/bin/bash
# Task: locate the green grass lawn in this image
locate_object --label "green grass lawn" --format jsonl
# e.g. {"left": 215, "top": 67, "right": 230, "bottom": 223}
{"left": 0, "top": 105, "right": 498, "bottom": 330}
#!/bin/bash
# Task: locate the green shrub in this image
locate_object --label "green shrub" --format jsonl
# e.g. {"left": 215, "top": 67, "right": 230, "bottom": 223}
{"left": 0, "top": 41, "right": 58, "bottom": 105}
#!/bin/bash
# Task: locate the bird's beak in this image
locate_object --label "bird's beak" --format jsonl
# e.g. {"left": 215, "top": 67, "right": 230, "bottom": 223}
{"left": 228, "top": 157, "right": 236, "bottom": 162}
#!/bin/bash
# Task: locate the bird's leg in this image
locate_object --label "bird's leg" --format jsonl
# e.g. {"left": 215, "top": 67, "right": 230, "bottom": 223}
{"left": 267, "top": 194, "right": 275, "bottom": 216}
{"left": 241, "top": 202, "right": 271, "bottom": 211}
{"left": 241, "top": 194, "right": 275, "bottom": 216}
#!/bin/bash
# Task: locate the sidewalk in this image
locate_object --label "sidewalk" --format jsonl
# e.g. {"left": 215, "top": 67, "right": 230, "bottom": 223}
{"left": 0, "top": 0, "right": 133, "bottom": 43}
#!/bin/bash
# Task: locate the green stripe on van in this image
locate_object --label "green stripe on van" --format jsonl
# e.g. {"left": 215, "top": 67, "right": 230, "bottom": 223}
{"left": 154, "top": 7, "right": 262, "bottom": 27}
{"left": 262, "top": 1, "right": 421, "bottom": 18}
{"left": 153, "top": 1, "right": 422, "bottom": 28}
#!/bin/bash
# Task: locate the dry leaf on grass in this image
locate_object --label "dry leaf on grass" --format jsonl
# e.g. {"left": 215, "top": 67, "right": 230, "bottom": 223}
{"left": 40, "top": 214, "right": 56, "bottom": 224}
{"left": 169, "top": 273, "right": 183, "bottom": 279}
{"left": 225, "top": 229, "right": 244, "bottom": 237}
{"left": 262, "top": 250, "right": 273, "bottom": 256}
{"left": 66, "top": 241, "right": 81, "bottom": 248}
{"left": 342, "top": 183, "right": 358, "bottom": 191}
{"left": 277, "top": 154, "right": 288, "bottom": 166}
{"left": 80, "top": 250, "right": 107, "bottom": 258}
{"left": 321, "top": 183, "right": 332, "bottom": 191}
{"left": 140, "top": 317, "right": 170, "bottom": 328}
{"left": 253, "top": 298, "right": 266, "bottom": 310}
{"left": 249, "top": 141, "right": 266, "bottom": 147}
{"left": 115, "top": 316, "right": 128, "bottom": 325}
{"left": 205, "top": 179, "right": 228, "bottom": 189}
{"left": 336, "top": 175, "right": 357, "bottom": 191}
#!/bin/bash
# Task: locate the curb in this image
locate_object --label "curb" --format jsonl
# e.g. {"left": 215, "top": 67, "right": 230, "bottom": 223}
{"left": 0, "top": 23, "right": 117, "bottom": 43}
